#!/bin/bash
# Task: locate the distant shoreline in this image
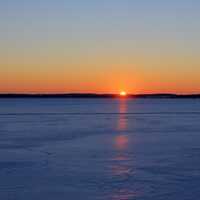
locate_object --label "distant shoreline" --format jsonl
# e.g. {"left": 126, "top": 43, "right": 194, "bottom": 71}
{"left": 0, "top": 94, "right": 200, "bottom": 98}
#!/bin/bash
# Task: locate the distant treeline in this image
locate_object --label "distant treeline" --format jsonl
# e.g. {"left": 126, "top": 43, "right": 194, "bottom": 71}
{"left": 0, "top": 93, "right": 200, "bottom": 98}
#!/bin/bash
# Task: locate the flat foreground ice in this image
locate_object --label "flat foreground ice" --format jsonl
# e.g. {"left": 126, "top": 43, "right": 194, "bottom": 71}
{"left": 0, "top": 98, "right": 200, "bottom": 200}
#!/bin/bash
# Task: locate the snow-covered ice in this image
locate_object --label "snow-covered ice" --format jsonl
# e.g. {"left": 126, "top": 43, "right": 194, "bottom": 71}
{"left": 0, "top": 98, "right": 200, "bottom": 200}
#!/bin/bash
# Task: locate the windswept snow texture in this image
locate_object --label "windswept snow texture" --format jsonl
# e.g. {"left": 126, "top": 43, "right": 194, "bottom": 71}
{"left": 0, "top": 98, "right": 200, "bottom": 200}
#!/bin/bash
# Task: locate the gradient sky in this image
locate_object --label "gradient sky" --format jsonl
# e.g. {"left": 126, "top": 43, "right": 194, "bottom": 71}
{"left": 1, "top": 0, "right": 200, "bottom": 94}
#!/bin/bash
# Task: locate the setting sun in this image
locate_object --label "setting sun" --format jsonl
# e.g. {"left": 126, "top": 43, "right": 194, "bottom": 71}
{"left": 120, "top": 91, "right": 127, "bottom": 96}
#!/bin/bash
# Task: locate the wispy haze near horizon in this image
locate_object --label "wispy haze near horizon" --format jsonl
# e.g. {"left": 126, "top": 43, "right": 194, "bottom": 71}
{"left": 1, "top": 0, "right": 200, "bottom": 94}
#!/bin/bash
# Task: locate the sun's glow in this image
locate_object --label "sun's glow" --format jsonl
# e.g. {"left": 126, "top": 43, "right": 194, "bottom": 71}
{"left": 120, "top": 91, "right": 127, "bottom": 96}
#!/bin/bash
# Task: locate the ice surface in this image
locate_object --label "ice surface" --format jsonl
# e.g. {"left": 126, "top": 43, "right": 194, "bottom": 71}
{"left": 0, "top": 98, "right": 200, "bottom": 200}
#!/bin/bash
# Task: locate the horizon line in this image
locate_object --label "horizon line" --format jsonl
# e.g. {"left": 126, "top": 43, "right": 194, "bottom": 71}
{"left": 0, "top": 93, "right": 200, "bottom": 98}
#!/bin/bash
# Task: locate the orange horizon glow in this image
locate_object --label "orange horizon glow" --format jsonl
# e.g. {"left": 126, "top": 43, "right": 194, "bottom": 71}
{"left": 1, "top": 63, "right": 200, "bottom": 94}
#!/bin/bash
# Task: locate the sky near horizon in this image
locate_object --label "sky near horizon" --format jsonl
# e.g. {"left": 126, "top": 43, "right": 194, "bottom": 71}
{"left": 1, "top": 0, "right": 200, "bottom": 94}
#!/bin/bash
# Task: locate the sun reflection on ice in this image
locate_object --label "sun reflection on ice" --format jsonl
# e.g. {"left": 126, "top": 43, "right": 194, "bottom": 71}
{"left": 115, "top": 135, "right": 129, "bottom": 150}
{"left": 117, "top": 99, "right": 128, "bottom": 131}
{"left": 108, "top": 99, "right": 138, "bottom": 199}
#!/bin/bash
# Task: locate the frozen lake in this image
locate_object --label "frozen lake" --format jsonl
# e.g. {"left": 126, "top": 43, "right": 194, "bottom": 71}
{"left": 0, "top": 98, "right": 200, "bottom": 200}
